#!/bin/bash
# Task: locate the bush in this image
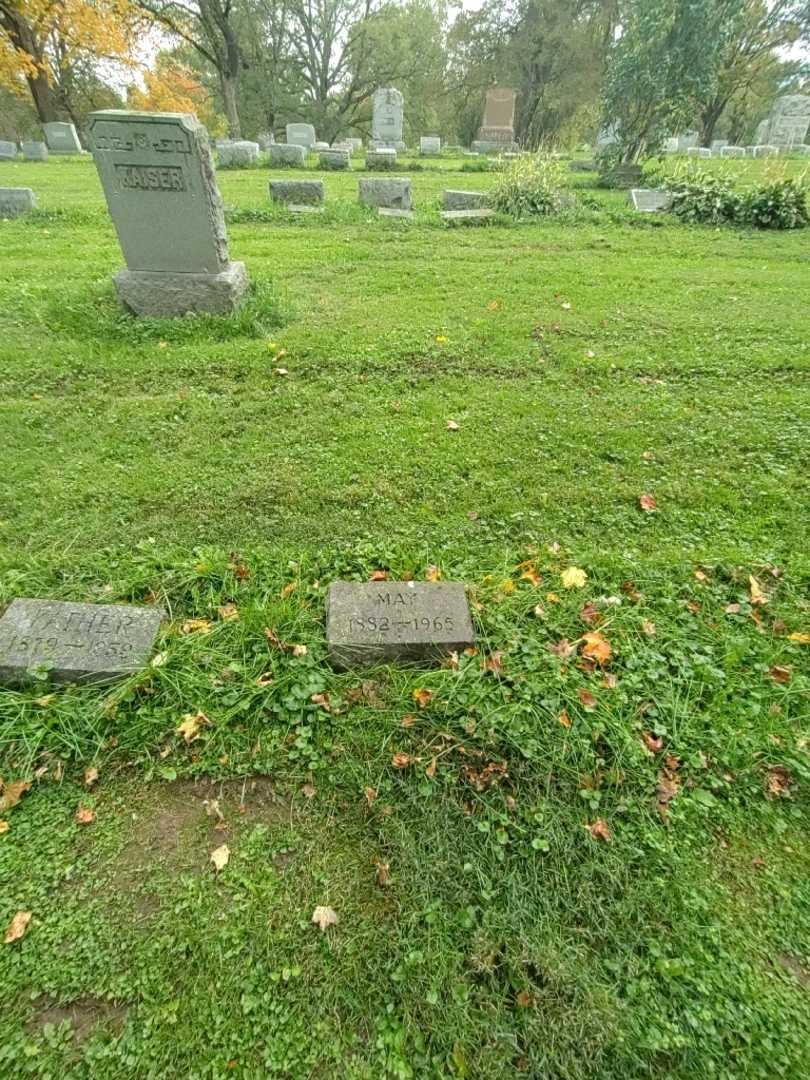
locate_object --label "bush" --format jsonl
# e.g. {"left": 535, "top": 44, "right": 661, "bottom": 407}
{"left": 490, "top": 154, "right": 570, "bottom": 217}
{"left": 740, "top": 177, "right": 809, "bottom": 229}
{"left": 460, "top": 157, "right": 499, "bottom": 173}
{"left": 664, "top": 167, "right": 741, "bottom": 225}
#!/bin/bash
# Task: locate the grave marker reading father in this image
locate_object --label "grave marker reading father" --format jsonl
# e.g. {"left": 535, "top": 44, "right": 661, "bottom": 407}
{"left": 0, "top": 599, "right": 163, "bottom": 685}
{"left": 87, "top": 110, "right": 248, "bottom": 316}
{"left": 327, "top": 581, "right": 474, "bottom": 668}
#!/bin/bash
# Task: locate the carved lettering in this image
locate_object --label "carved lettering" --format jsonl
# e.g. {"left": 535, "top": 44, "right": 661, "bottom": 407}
{"left": 114, "top": 164, "right": 186, "bottom": 192}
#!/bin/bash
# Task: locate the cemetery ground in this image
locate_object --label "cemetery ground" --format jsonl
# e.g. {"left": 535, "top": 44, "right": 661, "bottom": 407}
{"left": 1, "top": 154, "right": 809, "bottom": 1079}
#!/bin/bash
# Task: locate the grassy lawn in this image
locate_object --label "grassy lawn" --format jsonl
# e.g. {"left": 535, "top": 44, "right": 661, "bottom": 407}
{"left": 1, "top": 153, "right": 809, "bottom": 1078}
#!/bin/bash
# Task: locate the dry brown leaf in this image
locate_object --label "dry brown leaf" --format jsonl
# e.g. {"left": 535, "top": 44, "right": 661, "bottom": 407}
{"left": 413, "top": 688, "right": 433, "bottom": 709}
{"left": 75, "top": 806, "right": 95, "bottom": 825}
{"left": 558, "top": 709, "right": 571, "bottom": 728}
{"left": 586, "top": 819, "right": 611, "bottom": 842}
{"left": 301, "top": 783, "right": 316, "bottom": 799}
{"left": 425, "top": 757, "right": 437, "bottom": 779}
{"left": 638, "top": 494, "right": 657, "bottom": 513}
{"left": 463, "top": 761, "right": 508, "bottom": 791}
{"left": 642, "top": 732, "right": 663, "bottom": 753}
{"left": 311, "top": 692, "right": 332, "bottom": 711}
{"left": 218, "top": 603, "right": 239, "bottom": 622}
{"left": 181, "top": 618, "right": 212, "bottom": 635}
{"left": 0, "top": 821, "right": 8, "bottom": 835}
{"left": 291, "top": 644, "right": 307, "bottom": 657}
{"left": 176, "top": 711, "right": 209, "bottom": 744}
{"left": 481, "top": 651, "right": 505, "bottom": 674}
{"left": 364, "top": 787, "right": 378, "bottom": 805}
{"left": 446, "top": 419, "right": 460, "bottom": 432}
{"left": 515, "top": 991, "right": 534, "bottom": 1008}
{"left": 373, "top": 857, "right": 392, "bottom": 887}
{"left": 311, "top": 905, "right": 339, "bottom": 931}
{"left": 392, "top": 752, "right": 412, "bottom": 769}
{"left": 769, "top": 666, "right": 791, "bottom": 684}
{"left": 210, "top": 844, "right": 230, "bottom": 871}
{"left": 582, "top": 632, "right": 612, "bottom": 666}
{"left": 256, "top": 672, "right": 273, "bottom": 687}
{"left": 370, "top": 569, "right": 389, "bottom": 582}
{"left": 84, "top": 766, "right": 99, "bottom": 788}
{"left": 694, "top": 569, "right": 708, "bottom": 582}
{"left": 621, "top": 580, "right": 642, "bottom": 603}
{"left": 578, "top": 688, "right": 597, "bottom": 711}
{"left": 264, "top": 627, "right": 285, "bottom": 650}
{"left": 549, "top": 638, "right": 577, "bottom": 660}
{"left": 580, "top": 602, "right": 602, "bottom": 626}
{"left": 642, "top": 620, "right": 656, "bottom": 637}
{"left": 280, "top": 582, "right": 297, "bottom": 599}
{"left": 401, "top": 714, "right": 417, "bottom": 728}
{"left": 4, "top": 911, "right": 32, "bottom": 944}
{"left": 765, "top": 765, "right": 793, "bottom": 799}
{"left": 0, "top": 780, "right": 32, "bottom": 814}
{"left": 601, "top": 673, "right": 618, "bottom": 689}
{"left": 656, "top": 769, "right": 681, "bottom": 820}
{"left": 725, "top": 603, "right": 741, "bottom": 615}
{"left": 425, "top": 565, "right": 442, "bottom": 582}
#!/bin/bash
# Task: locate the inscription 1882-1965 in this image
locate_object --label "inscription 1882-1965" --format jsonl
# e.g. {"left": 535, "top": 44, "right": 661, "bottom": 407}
{"left": 0, "top": 599, "right": 163, "bottom": 685}
{"left": 327, "top": 581, "right": 475, "bottom": 668}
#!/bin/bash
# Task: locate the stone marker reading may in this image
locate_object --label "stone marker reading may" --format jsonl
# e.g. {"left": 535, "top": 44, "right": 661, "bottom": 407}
{"left": 327, "top": 582, "right": 474, "bottom": 668}
{"left": 87, "top": 109, "right": 248, "bottom": 317}
{"left": 0, "top": 599, "right": 163, "bottom": 685}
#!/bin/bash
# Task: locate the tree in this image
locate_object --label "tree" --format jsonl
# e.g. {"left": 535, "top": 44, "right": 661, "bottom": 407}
{"left": 129, "top": 51, "right": 218, "bottom": 126}
{"left": 0, "top": 0, "right": 139, "bottom": 124}
{"left": 134, "top": 0, "right": 246, "bottom": 136}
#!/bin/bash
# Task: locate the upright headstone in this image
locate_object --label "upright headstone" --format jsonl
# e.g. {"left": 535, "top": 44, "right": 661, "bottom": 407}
{"left": 256, "top": 132, "right": 275, "bottom": 150}
{"left": 628, "top": 188, "right": 672, "bottom": 213}
{"left": 474, "top": 87, "right": 517, "bottom": 152}
{"left": 371, "top": 88, "right": 405, "bottom": 150}
{"left": 0, "top": 188, "right": 36, "bottom": 218}
{"left": 365, "top": 148, "right": 397, "bottom": 171}
{"left": 751, "top": 144, "right": 778, "bottom": 158}
{"left": 420, "top": 136, "right": 441, "bottom": 156}
{"left": 0, "top": 599, "right": 163, "bottom": 685}
{"left": 359, "top": 177, "right": 411, "bottom": 210}
{"left": 720, "top": 145, "right": 746, "bottom": 158}
{"left": 313, "top": 141, "right": 330, "bottom": 150}
{"left": 43, "top": 121, "right": 83, "bottom": 154}
{"left": 710, "top": 139, "right": 729, "bottom": 153}
{"left": 676, "top": 131, "right": 699, "bottom": 151}
{"left": 319, "top": 147, "right": 350, "bottom": 170}
{"left": 442, "top": 189, "right": 489, "bottom": 211}
{"left": 0, "top": 140, "right": 17, "bottom": 161}
{"left": 217, "top": 140, "right": 259, "bottom": 167}
{"left": 87, "top": 110, "right": 248, "bottom": 317}
{"left": 347, "top": 137, "right": 363, "bottom": 152}
{"left": 327, "top": 581, "right": 474, "bottom": 668}
{"left": 269, "top": 179, "right": 324, "bottom": 205}
{"left": 269, "top": 143, "right": 307, "bottom": 167}
{"left": 286, "top": 123, "right": 316, "bottom": 149}
{"left": 22, "top": 141, "right": 48, "bottom": 161}
{"left": 754, "top": 95, "right": 810, "bottom": 148}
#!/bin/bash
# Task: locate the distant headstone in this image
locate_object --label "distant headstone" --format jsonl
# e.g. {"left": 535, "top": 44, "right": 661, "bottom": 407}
{"left": 269, "top": 143, "right": 307, "bottom": 167}
{"left": 477, "top": 87, "right": 517, "bottom": 151}
{"left": 710, "top": 139, "right": 729, "bottom": 152}
{"left": 21, "top": 141, "right": 48, "bottom": 161}
{"left": 0, "top": 140, "right": 17, "bottom": 160}
{"left": 313, "top": 141, "right": 330, "bottom": 150}
{"left": 662, "top": 137, "right": 679, "bottom": 153}
{"left": 87, "top": 109, "right": 248, "bottom": 317}
{"left": 0, "top": 187, "right": 36, "bottom": 218}
{"left": 0, "top": 598, "right": 163, "bottom": 685}
{"left": 720, "top": 145, "right": 746, "bottom": 158}
{"left": 43, "top": 121, "right": 82, "bottom": 154}
{"left": 754, "top": 95, "right": 810, "bottom": 148}
{"left": 568, "top": 159, "right": 596, "bottom": 172}
{"left": 256, "top": 133, "right": 274, "bottom": 150}
{"left": 286, "top": 123, "right": 316, "bottom": 149}
{"left": 218, "top": 140, "right": 259, "bottom": 167}
{"left": 441, "top": 208, "right": 495, "bottom": 224}
{"left": 319, "top": 147, "right": 350, "bottom": 170}
{"left": 687, "top": 147, "right": 712, "bottom": 158}
{"left": 347, "top": 137, "right": 363, "bottom": 152}
{"left": 365, "top": 148, "right": 397, "bottom": 171}
{"left": 751, "top": 144, "right": 778, "bottom": 157}
{"left": 628, "top": 188, "right": 671, "bottom": 213}
{"left": 420, "top": 136, "right": 441, "bottom": 155}
{"left": 371, "top": 88, "right": 405, "bottom": 150}
{"left": 327, "top": 581, "right": 474, "bottom": 668}
{"left": 269, "top": 179, "right": 324, "bottom": 205}
{"left": 442, "top": 189, "right": 488, "bottom": 210}
{"left": 676, "top": 131, "right": 699, "bottom": 151}
{"left": 595, "top": 123, "right": 619, "bottom": 150}
{"left": 359, "top": 177, "right": 411, "bottom": 210}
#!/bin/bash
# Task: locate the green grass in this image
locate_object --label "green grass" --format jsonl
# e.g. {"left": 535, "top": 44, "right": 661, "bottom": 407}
{"left": 0, "top": 154, "right": 809, "bottom": 1079}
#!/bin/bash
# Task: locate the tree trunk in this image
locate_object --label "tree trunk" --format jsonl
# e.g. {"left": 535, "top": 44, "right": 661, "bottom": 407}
{"left": 0, "top": 4, "right": 59, "bottom": 122}
{"left": 700, "top": 97, "right": 727, "bottom": 147}
{"left": 221, "top": 73, "right": 241, "bottom": 138}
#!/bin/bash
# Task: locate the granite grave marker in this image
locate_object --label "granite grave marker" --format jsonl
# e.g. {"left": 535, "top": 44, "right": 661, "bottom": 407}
{"left": 0, "top": 188, "right": 36, "bottom": 218}
{"left": 269, "top": 179, "right": 324, "bottom": 205}
{"left": 22, "top": 141, "right": 48, "bottom": 161}
{"left": 359, "top": 177, "right": 411, "bottom": 210}
{"left": 286, "top": 123, "right": 316, "bottom": 149}
{"left": 43, "top": 121, "right": 82, "bottom": 154}
{"left": 628, "top": 188, "right": 671, "bottom": 212}
{"left": 269, "top": 143, "right": 307, "bottom": 167}
{"left": 0, "top": 140, "right": 17, "bottom": 161}
{"left": 371, "top": 88, "right": 405, "bottom": 150}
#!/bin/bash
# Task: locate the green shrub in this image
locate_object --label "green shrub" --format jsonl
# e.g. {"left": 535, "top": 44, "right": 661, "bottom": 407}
{"left": 740, "top": 177, "right": 809, "bottom": 229}
{"left": 490, "top": 154, "right": 570, "bottom": 217}
{"left": 460, "top": 157, "right": 499, "bottom": 173}
{"left": 664, "top": 167, "right": 741, "bottom": 225}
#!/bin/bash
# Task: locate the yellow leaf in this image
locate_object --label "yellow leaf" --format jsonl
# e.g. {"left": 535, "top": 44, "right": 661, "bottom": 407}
{"left": 749, "top": 576, "right": 766, "bottom": 606}
{"left": 561, "top": 567, "right": 587, "bottom": 590}
{"left": 0, "top": 821, "right": 9, "bottom": 834}
{"left": 281, "top": 582, "right": 297, "bottom": 599}
{"left": 217, "top": 603, "right": 239, "bottom": 622}
{"left": 292, "top": 644, "right": 308, "bottom": 657}
{"left": 0, "top": 780, "right": 32, "bottom": 814}
{"left": 84, "top": 766, "right": 99, "bottom": 787}
{"left": 545, "top": 592, "right": 561, "bottom": 603}
{"left": 413, "top": 688, "right": 432, "bottom": 709}
{"left": 582, "top": 632, "right": 612, "bottom": 665}
{"left": 425, "top": 565, "right": 442, "bottom": 581}
{"left": 4, "top": 911, "right": 32, "bottom": 944}
{"left": 435, "top": 335, "right": 448, "bottom": 344}
{"left": 176, "top": 711, "right": 209, "bottom": 743}
{"left": 788, "top": 632, "right": 810, "bottom": 644}
{"left": 311, "top": 905, "right": 339, "bottom": 931}
{"left": 210, "top": 844, "right": 230, "bottom": 871}
{"left": 181, "top": 618, "right": 212, "bottom": 635}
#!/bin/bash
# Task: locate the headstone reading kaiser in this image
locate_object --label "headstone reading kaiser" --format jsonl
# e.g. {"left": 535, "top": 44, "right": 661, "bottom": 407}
{"left": 0, "top": 188, "right": 36, "bottom": 218}
{"left": 286, "top": 123, "right": 316, "bottom": 149}
{"left": 473, "top": 87, "right": 517, "bottom": 152}
{"left": 371, "top": 88, "right": 405, "bottom": 150}
{"left": 87, "top": 110, "right": 248, "bottom": 317}
{"left": 43, "top": 121, "right": 83, "bottom": 153}
{"left": 0, "top": 140, "right": 17, "bottom": 160}
{"left": 327, "top": 581, "right": 474, "bottom": 668}
{"left": 754, "top": 95, "right": 810, "bottom": 148}
{"left": 0, "top": 599, "right": 163, "bottom": 685}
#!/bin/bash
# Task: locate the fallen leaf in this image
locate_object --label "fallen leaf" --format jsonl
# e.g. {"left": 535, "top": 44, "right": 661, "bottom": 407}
{"left": 413, "top": 688, "right": 433, "bottom": 709}
{"left": 311, "top": 692, "right": 332, "bottom": 711}
{"left": 181, "top": 618, "right": 212, "bottom": 635}
{"left": 311, "top": 905, "right": 339, "bottom": 931}
{"left": 487, "top": 299, "right": 500, "bottom": 311}
{"left": 373, "top": 856, "right": 391, "bottom": 887}
{"left": 601, "top": 673, "right": 618, "bottom": 689}
{"left": 765, "top": 765, "right": 792, "bottom": 799}
{"left": 0, "top": 821, "right": 7, "bottom": 834}
{"left": 264, "top": 627, "right": 286, "bottom": 650}
{"left": 582, "top": 632, "right": 611, "bottom": 666}
{"left": 256, "top": 672, "right": 273, "bottom": 687}
{"left": 364, "top": 787, "right": 378, "bottom": 805}
{"left": 301, "top": 783, "right": 316, "bottom": 799}
{"left": 176, "top": 711, "right": 210, "bottom": 743}
{"left": 642, "top": 620, "right": 656, "bottom": 637}
{"left": 769, "top": 666, "right": 791, "bottom": 684}
{"left": 515, "top": 990, "right": 534, "bottom": 1008}
{"left": 545, "top": 591, "right": 561, "bottom": 603}
{"left": 621, "top": 580, "right": 642, "bottom": 603}
{"left": 425, "top": 757, "right": 437, "bottom": 779}
{"left": 561, "top": 567, "right": 587, "bottom": 590}
{"left": 280, "top": 582, "right": 297, "bottom": 599}
{"left": 533, "top": 603, "right": 546, "bottom": 618}
{"left": 749, "top": 576, "right": 766, "bottom": 606}
{"left": 0, "top": 780, "right": 32, "bottom": 814}
{"left": 463, "top": 761, "right": 508, "bottom": 791}
{"left": 725, "top": 603, "right": 741, "bottom": 615}
{"left": 32, "top": 695, "right": 54, "bottom": 707}
{"left": 392, "top": 752, "right": 412, "bottom": 769}
{"left": 4, "top": 911, "right": 32, "bottom": 944}
{"left": 694, "top": 569, "right": 708, "bottom": 582}
{"left": 549, "top": 638, "right": 576, "bottom": 660}
{"left": 580, "top": 601, "right": 602, "bottom": 626}
{"left": 638, "top": 494, "right": 657, "bottom": 513}
{"left": 210, "top": 844, "right": 230, "bottom": 871}
{"left": 292, "top": 644, "right": 308, "bottom": 657}
{"left": 656, "top": 759, "right": 681, "bottom": 820}
{"left": 642, "top": 732, "right": 663, "bottom": 753}
{"left": 75, "top": 806, "right": 95, "bottom": 825}
{"left": 370, "top": 569, "right": 389, "bottom": 582}
{"left": 578, "top": 688, "right": 597, "bottom": 711}
{"left": 217, "top": 603, "right": 239, "bottom": 622}
{"left": 787, "top": 632, "right": 810, "bottom": 644}
{"left": 446, "top": 419, "right": 460, "bottom": 431}
{"left": 425, "top": 565, "right": 442, "bottom": 581}
{"left": 558, "top": 709, "right": 571, "bottom": 728}
{"left": 274, "top": 367, "right": 289, "bottom": 376}
{"left": 586, "top": 819, "right": 611, "bottom": 842}
{"left": 401, "top": 714, "right": 417, "bottom": 728}
{"left": 481, "top": 651, "right": 505, "bottom": 674}
{"left": 83, "top": 766, "right": 99, "bottom": 788}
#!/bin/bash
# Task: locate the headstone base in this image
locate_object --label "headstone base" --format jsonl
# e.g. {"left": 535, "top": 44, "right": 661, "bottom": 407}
{"left": 441, "top": 208, "right": 495, "bottom": 224}
{"left": 115, "top": 262, "right": 248, "bottom": 317}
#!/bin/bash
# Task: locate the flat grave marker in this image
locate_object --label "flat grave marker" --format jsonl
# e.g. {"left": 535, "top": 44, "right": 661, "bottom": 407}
{"left": 441, "top": 208, "right": 495, "bottom": 224}
{"left": 628, "top": 188, "right": 671, "bottom": 212}
{"left": 327, "top": 582, "right": 474, "bottom": 668}
{"left": 0, "top": 599, "right": 163, "bottom": 685}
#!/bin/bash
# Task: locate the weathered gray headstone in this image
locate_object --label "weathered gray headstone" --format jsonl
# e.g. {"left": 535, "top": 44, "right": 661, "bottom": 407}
{"left": 0, "top": 140, "right": 17, "bottom": 161}
{"left": 442, "top": 189, "right": 488, "bottom": 210}
{"left": 0, "top": 599, "right": 163, "bottom": 685}
{"left": 319, "top": 148, "right": 350, "bottom": 170}
{"left": 710, "top": 139, "right": 729, "bottom": 152}
{"left": 269, "top": 179, "right": 324, "bottom": 205}
{"left": 87, "top": 109, "right": 248, "bottom": 317}
{"left": 313, "top": 141, "right": 330, "bottom": 150}
{"left": 420, "top": 136, "right": 441, "bottom": 155}
{"left": 687, "top": 146, "right": 712, "bottom": 158}
{"left": 751, "top": 144, "right": 778, "bottom": 158}
{"left": 269, "top": 143, "right": 307, "bottom": 167}
{"left": 286, "top": 123, "right": 316, "bottom": 149}
{"left": 0, "top": 188, "right": 36, "bottom": 218}
{"left": 441, "top": 208, "right": 495, "bottom": 224}
{"left": 477, "top": 87, "right": 517, "bottom": 151}
{"left": 628, "top": 188, "right": 671, "bottom": 212}
{"left": 568, "top": 159, "right": 596, "bottom": 172}
{"left": 365, "top": 148, "right": 397, "bottom": 171}
{"left": 327, "top": 582, "right": 474, "bottom": 668}
{"left": 676, "top": 131, "right": 699, "bottom": 151}
{"left": 22, "top": 141, "right": 48, "bottom": 161}
{"left": 347, "top": 137, "right": 363, "bottom": 152}
{"left": 754, "top": 95, "right": 810, "bottom": 148}
{"left": 256, "top": 132, "right": 274, "bottom": 150}
{"left": 371, "top": 88, "right": 405, "bottom": 150}
{"left": 43, "top": 121, "right": 82, "bottom": 153}
{"left": 359, "top": 177, "right": 411, "bottom": 210}
{"left": 720, "top": 145, "right": 746, "bottom": 158}
{"left": 218, "top": 140, "right": 259, "bottom": 167}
